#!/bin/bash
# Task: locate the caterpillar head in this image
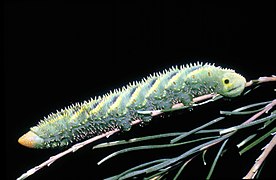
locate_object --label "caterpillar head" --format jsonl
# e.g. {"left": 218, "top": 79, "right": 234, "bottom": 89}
{"left": 217, "top": 70, "right": 246, "bottom": 97}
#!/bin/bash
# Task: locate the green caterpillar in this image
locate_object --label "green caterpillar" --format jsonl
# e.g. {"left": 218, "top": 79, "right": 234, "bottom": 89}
{"left": 18, "top": 62, "right": 246, "bottom": 148}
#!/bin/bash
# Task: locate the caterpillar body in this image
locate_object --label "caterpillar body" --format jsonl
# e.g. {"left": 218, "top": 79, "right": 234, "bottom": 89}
{"left": 18, "top": 62, "right": 246, "bottom": 149}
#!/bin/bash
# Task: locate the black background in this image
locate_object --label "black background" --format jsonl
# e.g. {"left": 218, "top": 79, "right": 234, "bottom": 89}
{"left": 5, "top": 1, "right": 275, "bottom": 179}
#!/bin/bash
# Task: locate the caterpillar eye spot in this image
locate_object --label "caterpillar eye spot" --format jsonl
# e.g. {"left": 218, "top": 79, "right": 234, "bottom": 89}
{"left": 224, "top": 79, "right": 230, "bottom": 84}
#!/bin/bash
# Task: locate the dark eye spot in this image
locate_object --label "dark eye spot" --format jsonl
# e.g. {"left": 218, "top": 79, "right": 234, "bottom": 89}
{"left": 224, "top": 79, "right": 230, "bottom": 84}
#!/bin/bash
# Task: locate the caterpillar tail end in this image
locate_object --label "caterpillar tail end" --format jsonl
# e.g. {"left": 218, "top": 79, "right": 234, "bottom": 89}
{"left": 18, "top": 131, "right": 44, "bottom": 148}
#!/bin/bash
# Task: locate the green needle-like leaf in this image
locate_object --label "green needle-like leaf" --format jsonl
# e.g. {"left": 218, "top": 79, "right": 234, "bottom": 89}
{"left": 239, "top": 127, "right": 276, "bottom": 155}
{"left": 94, "top": 130, "right": 222, "bottom": 149}
{"left": 93, "top": 132, "right": 184, "bottom": 149}
{"left": 206, "top": 139, "right": 229, "bottom": 179}
{"left": 105, "top": 159, "right": 168, "bottom": 180}
{"left": 173, "top": 155, "right": 198, "bottom": 180}
{"left": 98, "top": 136, "right": 219, "bottom": 165}
{"left": 170, "top": 117, "right": 225, "bottom": 144}
{"left": 220, "top": 114, "right": 276, "bottom": 135}
{"left": 202, "top": 149, "right": 208, "bottom": 165}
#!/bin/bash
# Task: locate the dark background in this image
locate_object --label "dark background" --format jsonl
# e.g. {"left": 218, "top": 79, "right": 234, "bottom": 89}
{"left": 5, "top": 1, "right": 275, "bottom": 179}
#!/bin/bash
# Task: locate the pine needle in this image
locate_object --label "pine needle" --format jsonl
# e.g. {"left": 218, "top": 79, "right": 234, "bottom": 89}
{"left": 170, "top": 117, "right": 225, "bottom": 144}
{"left": 206, "top": 139, "right": 229, "bottom": 179}
{"left": 97, "top": 136, "right": 219, "bottom": 165}
{"left": 239, "top": 127, "right": 276, "bottom": 155}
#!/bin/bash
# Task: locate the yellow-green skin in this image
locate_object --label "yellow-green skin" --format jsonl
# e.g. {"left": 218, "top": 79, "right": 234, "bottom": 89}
{"left": 18, "top": 62, "right": 246, "bottom": 148}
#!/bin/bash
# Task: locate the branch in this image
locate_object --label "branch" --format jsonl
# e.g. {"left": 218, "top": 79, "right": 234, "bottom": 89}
{"left": 17, "top": 76, "right": 275, "bottom": 180}
{"left": 243, "top": 134, "right": 276, "bottom": 179}
{"left": 245, "top": 75, "right": 276, "bottom": 87}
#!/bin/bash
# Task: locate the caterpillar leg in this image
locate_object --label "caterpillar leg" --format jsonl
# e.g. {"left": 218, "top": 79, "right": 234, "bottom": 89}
{"left": 137, "top": 93, "right": 193, "bottom": 115}
{"left": 136, "top": 103, "right": 189, "bottom": 116}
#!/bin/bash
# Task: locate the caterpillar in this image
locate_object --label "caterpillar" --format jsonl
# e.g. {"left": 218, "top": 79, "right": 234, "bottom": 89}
{"left": 18, "top": 62, "right": 246, "bottom": 149}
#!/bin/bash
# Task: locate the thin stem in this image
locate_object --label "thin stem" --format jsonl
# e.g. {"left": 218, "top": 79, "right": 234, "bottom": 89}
{"left": 93, "top": 132, "right": 184, "bottom": 149}
{"left": 237, "top": 134, "right": 257, "bottom": 149}
{"left": 94, "top": 130, "right": 221, "bottom": 149}
{"left": 243, "top": 134, "right": 276, "bottom": 179}
{"left": 220, "top": 107, "right": 265, "bottom": 115}
{"left": 173, "top": 155, "right": 197, "bottom": 180}
{"left": 239, "top": 127, "right": 276, "bottom": 155}
{"left": 206, "top": 139, "right": 229, "bottom": 179}
{"left": 170, "top": 117, "right": 225, "bottom": 144}
{"left": 219, "top": 113, "right": 276, "bottom": 135}
{"left": 245, "top": 76, "right": 276, "bottom": 87}
{"left": 97, "top": 136, "right": 219, "bottom": 165}
{"left": 105, "top": 159, "right": 168, "bottom": 180}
